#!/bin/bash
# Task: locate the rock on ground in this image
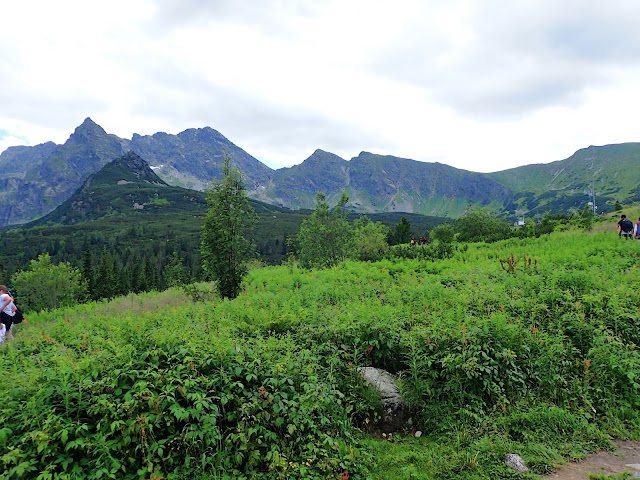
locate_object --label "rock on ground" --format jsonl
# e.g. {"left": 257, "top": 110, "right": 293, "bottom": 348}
{"left": 357, "top": 366, "right": 410, "bottom": 433}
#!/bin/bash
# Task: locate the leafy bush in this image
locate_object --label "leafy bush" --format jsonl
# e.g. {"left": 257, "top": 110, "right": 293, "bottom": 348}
{"left": 352, "top": 217, "right": 390, "bottom": 262}
{"left": 12, "top": 253, "right": 87, "bottom": 312}
{"left": 456, "top": 207, "right": 511, "bottom": 243}
{"left": 297, "top": 192, "right": 352, "bottom": 269}
{"left": 0, "top": 317, "right": 370, "bottom": 479}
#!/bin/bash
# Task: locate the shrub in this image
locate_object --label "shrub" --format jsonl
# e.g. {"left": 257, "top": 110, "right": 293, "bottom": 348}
{"left": 11, "top": 253, "right": 87, "bottom": 312}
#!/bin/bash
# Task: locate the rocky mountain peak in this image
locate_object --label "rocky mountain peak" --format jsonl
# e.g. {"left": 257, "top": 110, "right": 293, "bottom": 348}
{"left": 71, "top": 117, "right": 107, "bottom": 140}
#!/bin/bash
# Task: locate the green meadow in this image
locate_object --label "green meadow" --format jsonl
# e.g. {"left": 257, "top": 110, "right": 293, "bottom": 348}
{"left": 1, "top": 227, "right": 640, "bottom": 479}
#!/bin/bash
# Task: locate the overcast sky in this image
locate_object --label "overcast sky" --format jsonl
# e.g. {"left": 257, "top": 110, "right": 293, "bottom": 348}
{"left": 2, "top": 0, "right": 640, "bottom": 172}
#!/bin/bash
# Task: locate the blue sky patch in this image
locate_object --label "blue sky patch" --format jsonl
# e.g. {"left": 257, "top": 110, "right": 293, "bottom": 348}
{"left": 0, "top": 129, "right": 29, "bottom": 143}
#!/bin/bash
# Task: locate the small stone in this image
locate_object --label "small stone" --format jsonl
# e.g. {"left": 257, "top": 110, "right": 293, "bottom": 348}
{"left": 414, "top": 431, "right": 422, "bottom": 438}
{"left": 626, "top": 464, "right": 640, "bottom": 471}
{"left": 505, "top": 453, "right": 528, "bottom": 473}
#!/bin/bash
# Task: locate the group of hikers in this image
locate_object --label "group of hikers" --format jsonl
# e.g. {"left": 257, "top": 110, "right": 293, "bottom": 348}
{"left": 617, "top": 214, "right": 640, "bottom": 239}
{"left": 410, "top": 236, "right": 428, "bottom": 246}
{"left": 0, "top": 285, "right": 25, "bottom": 344}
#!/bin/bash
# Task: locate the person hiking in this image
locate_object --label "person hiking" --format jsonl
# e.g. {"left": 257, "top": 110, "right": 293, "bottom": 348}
{"left": 635, "top": 217, "right": 640, "bottom": 240}
{"left": 0, "top": 285, "right": 15, "bottom": 341}
{"left": 618, "top": 214, "right": 634, "bottom": 239}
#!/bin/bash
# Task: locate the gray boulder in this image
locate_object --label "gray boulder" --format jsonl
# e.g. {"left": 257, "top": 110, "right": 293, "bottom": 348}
{"left": 357, "top": 367, "right": 410, "bottom": 433}
{"left": 505, "top": 453, "right": 529, "bottom": 473}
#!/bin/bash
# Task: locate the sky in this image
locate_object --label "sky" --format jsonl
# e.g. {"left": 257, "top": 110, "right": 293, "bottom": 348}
{"left": 2, "top": 0, "right": 640, "bottom": 173}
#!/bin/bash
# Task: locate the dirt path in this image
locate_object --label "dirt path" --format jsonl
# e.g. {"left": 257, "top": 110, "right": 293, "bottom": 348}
{"left": 541, "top": 440, "right": 640, "bottom": 479}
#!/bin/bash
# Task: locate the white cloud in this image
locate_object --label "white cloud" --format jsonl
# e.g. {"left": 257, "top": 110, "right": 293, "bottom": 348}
{"left": 2, "top": 0, "right": 640, "bottom": 173}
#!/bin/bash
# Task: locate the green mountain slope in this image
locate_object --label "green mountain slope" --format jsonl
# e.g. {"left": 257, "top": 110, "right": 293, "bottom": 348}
{"left": 29, "top": 151, "right": 206, "bottom": 226}
{"left": 258, "top": 150, "right": 513, "bottom": 217}
{"left": 0, "top": 120, "right": 274, "bottom": 226}
{"left": 487, "top": 143, "right": 640, "bottom": 213}
{"left": 0, "top": 118, "right": 128, "bottom": 225}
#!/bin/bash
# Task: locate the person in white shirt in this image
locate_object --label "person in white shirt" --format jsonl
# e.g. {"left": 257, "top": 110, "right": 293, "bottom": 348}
{"left": 0, "top": 285, "right": 16, "bottom": 341}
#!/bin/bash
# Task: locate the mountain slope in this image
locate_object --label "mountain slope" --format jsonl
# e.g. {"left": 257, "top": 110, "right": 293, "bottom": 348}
{"left": 487, "top": 143, "right": 640, "bottom": 213}
{"left": 18, "top": 152, "right": 450, "bottom": 271}
{"left": 128, "top": 127, "right": 273, "bottom": 192}
{"left": 0, "top": 141, "right": 58, "bottom": 179}
{"left": 255, "top": 149, "right": 349, "bottom": 207}
{"left": 0, "top": 120, "right": 274, "bottom": 226}
{"left": 0, "top": 118, "right": 128, "bottom": 225}
{"left": 30, "top": 151, "right": 205, "bottom": 226}
{"left": 256, "top": 150, "right": 513, "bottom": 217}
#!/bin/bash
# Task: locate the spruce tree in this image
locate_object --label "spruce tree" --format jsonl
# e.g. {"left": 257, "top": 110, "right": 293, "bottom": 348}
{"left": 201, "top": 152, "right": 256, "bottom": 299}
{"left": 144, "top": 256, "right": 158, "bottom": 291}
{"left": 94, "top": 247, "right": 115, "bottom": 299}
{"left": 82, "top": 249, "right": 95, "bottom": 299}
{"left": 394, "top": 216, "right": 412, "bottom": 245}
{"left": 164, "top": 251, "right": 187, "bottom": 288}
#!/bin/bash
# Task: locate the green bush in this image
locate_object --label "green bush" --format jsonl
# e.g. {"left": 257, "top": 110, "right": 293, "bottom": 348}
{"left": 12, "top": 253, "right": 87, "bottom": 312}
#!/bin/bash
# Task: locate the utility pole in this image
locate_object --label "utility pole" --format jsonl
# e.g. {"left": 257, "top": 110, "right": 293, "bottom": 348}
{"left": 587, "top": 181, "right": 597, "bottom": 216}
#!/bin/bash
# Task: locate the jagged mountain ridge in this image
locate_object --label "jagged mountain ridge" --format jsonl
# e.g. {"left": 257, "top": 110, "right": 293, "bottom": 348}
{"left": 126, "top": 127, "right": 273, "bottom": 192}
{"left": 258, "top": 150, "right": 513, "bottom": 216}
{"left": 2, "top": 118, "right": 639, "bottom": 225}
{"left": 0, "top": 118, "right": 269, "bottom": 225}
{"left": 0, "top": 119, "right": 127, "bottom": 226}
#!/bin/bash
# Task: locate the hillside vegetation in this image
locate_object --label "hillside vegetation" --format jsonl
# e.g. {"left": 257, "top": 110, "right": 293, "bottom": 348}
{"left": 1, "top": 225, "right": 639, "bottom": 479}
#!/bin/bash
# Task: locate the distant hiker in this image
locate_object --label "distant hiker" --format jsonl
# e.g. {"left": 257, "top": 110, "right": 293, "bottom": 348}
{"left": 0, "top": 285, "right": 15, "bottom": 341}
{"left": 419, "top": 236, "right": 427, "bottom": 245}
{"left": 618, "top": 214, "right": 634, "bottom": 239}
{"left": 410, "top": 238, "right": 417, "bottom": 247}
{"left": 635, "top": 217, "right": 640, "bottom": 240}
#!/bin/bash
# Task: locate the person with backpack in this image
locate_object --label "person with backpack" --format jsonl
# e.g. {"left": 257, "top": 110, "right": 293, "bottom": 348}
{"left": 618, "top": 214, "right": 634, "bottom": 239}
{"left": 0, "top": 285, "right": 15, "bottom": 341}
{"left": 634, "top": 217, "right": 640, "bottom": 240}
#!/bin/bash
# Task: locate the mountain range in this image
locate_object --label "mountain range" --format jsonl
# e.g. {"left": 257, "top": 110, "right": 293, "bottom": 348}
{"left": 1, "top": 117, "right": 637, "bottom": 226}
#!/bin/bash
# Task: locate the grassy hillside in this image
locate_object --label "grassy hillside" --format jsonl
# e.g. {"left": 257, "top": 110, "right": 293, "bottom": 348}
{"left": 1, "top": 222, "right": 639, "bottom": 479}
{"left": 487, "top": 143, "right": 640, "bottom": 215}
